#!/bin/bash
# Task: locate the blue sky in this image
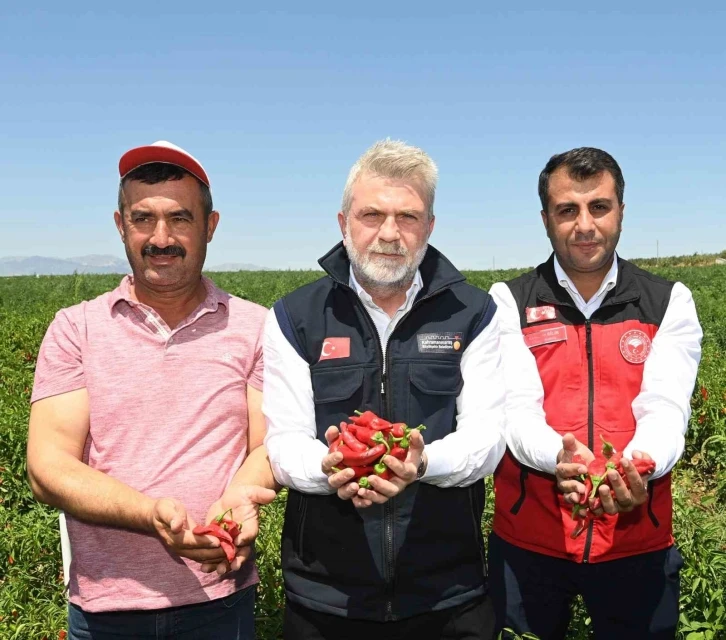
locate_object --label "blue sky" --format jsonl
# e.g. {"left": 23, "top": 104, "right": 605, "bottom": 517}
{"left": 1, "top": 3, "right": 724, "bottom": 270}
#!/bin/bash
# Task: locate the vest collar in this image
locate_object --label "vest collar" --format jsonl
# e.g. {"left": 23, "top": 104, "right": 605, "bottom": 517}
{"left": 318, "top": 242, "right": 466, "bottom": 299}
{"left": 535, "top": 253, "right": 640, "bottom": 310}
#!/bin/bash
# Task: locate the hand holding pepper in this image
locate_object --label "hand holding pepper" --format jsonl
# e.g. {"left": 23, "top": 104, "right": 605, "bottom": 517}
{"left": 355, "top": 429, "right": 426, "bottom": 505}
{"left": 198, "top": 485, "right": 277, "bottom": 576}
{"left": 555, "top": 433, "right": 595, "bottom": 504}
{"left": 590, "top": 452, "right": 654, "bottom": 516}
{"left": 322, "top": 425, "right": 369, "bottom": 507}
{"left": 150, "top": 498, "right": 228, "bottom": 565}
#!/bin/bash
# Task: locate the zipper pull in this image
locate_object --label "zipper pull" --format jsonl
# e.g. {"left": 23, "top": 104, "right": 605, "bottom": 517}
{"left": 585, "top": 320, "right": 592, "bottom": 356}
{"left": 381, "top": 373, "right": 386, "bottom": 395}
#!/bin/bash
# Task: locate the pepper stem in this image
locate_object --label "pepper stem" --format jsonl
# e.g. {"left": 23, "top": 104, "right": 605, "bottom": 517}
{"left": 215, "top": 508, "right": 234, "bottom": 524}
{"left": 600, "top": 434, "right": 616, "bottom": 459}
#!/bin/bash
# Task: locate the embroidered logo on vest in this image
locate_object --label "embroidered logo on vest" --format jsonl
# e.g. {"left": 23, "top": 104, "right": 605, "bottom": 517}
{"left": 417, "top": 332, "right": 463, "bottom": 353}
{"left": 526, "top": 305, "right": 556, "bottom": 323}
{"left": 319, "top": 337, "right": 351, "bottom": 361}
{"left": 619, "top": 329, "right": 651, "bottom": 364}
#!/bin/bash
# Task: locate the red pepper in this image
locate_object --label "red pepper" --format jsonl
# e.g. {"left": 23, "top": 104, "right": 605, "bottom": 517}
{"left": 369, "top": 417, "right": 392, "bottom": 431}
{"left": 350, "top": 410, "right": 378, "bottom": 427}
{"left": 193, "top": 521, "right": 236, "bottom": 562}
{"left": 328, "top": 435, "right": 343, "bottom": 454}
{"left": 348, "top": 464, "right": 375, "bottom": 479}
{"left": 375, "top": 466, "right": 393, "bottom": 481}
{"left": 630, "top": 458, "right": 656, "bottom": 475}
{"left": 218, "top": 518, "right": 241, "bottom": 540}
{"left": 619, "top": 458, "right": 656, "bottom": 487}
{"left": 390, "top": 423, "right": 406, "bottom": 438}
{"left": 608, "top": 452, "right": 623, "bottom": 468}
{"left": 389, "top": 445, "right": 407, "bottom": 461}
{"left": 580, "top": 477, "right": 593, "bottom": 505}
{"left": 351, "top": 426, "right": 379, "bottom": 447}
{"left": 340, "top": 443, "right": 387, "bottom": 466}
{"left": 340, "top": 421, "right": 367, "bottom": 452}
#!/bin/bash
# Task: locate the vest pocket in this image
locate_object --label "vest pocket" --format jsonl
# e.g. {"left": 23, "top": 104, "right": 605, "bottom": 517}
{"left": 311, "top": 366, "right": 367, "bottom": 441}
{"left": 312, "top": 367, "right": 365, "bottom": 403}
{"left": 408, "top": 362, "right": 463, "bottom": 435}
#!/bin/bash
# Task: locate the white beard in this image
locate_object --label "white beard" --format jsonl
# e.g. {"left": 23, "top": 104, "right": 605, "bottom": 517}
{"left": 345, "top": 217, "right": 428, "bottom": 291}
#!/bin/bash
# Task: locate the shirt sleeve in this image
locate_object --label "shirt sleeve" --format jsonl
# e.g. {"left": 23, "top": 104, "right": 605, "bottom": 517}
{"left": 31, "top": 309, "right": 86, "bottom": 403}
{"left": 247, "top": 309, "right": 265, "bottom": 392}
{"left": 489, "top": 282, "right": 562, "bottom": 474}
{"left": 262, "top": 309, "right": 334, "bottom": 494}
{"left": 421, "top": 299, "right": 507, "bottom": 488}
{"left": 624, "top": 282, "right": 703, "bottom": 478}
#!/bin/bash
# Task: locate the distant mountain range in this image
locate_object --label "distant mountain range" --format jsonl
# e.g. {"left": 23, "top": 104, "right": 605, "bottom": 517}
{"left": 0, "top": 255, "right": 268, "bottom": 276}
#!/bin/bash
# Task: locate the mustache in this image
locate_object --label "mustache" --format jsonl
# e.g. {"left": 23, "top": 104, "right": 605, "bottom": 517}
{"left": 142, "top": 244, "right": 185, "bottom": 258}
{"left": 367, "top": 242, "right": 408, "bottom": 257}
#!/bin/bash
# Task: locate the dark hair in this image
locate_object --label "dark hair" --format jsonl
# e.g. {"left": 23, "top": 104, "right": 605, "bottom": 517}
{"left": 538, "top": 147, "right": 624, "bottom": 212}
{"left": 117, "top": 163, "right": 213, "bottom": 219}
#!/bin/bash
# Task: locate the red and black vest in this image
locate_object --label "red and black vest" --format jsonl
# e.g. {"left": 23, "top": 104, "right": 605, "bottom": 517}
{"left": 493, "top": 255, "right": 675, "bottom": 563}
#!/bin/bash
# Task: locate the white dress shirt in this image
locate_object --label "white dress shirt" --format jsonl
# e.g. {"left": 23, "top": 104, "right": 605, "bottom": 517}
{"left": 491, "top": 256, "right": 702, "bottom": 478}
{"left": 554, "top": 254, "right": 618, "bottom": 319}
{"left": 264, "top": 269, "right": 507, "bottom": 494}
{"left": 349, "top": 268, "right": 422, "bottom": 367}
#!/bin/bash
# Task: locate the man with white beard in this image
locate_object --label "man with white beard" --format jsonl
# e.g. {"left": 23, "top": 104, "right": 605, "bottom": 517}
{"left": 263, "top": 140, "right": 506, "bottom": 639}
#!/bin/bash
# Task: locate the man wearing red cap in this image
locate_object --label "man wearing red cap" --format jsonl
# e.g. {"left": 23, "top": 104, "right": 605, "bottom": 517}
{"left": 27, "top": 141, "right": 277, "bottom": 638}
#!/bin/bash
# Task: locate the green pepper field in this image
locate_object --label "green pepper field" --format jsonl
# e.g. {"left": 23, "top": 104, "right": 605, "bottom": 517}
{"left": 1, "top": 259, "right": 725, "bottom": 639}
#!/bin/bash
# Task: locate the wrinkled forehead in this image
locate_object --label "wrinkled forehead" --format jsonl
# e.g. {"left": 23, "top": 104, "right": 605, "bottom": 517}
{"left": 350, "top": 172, "right": 428, "bottom": 211}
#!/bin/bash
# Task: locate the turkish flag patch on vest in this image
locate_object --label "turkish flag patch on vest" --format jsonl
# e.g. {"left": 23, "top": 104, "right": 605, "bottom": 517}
{"left": 526, "top": 305, "right": 556, "bottom": 323}
{"left": 319, "top": 337, "right": 351, "bottom": 361}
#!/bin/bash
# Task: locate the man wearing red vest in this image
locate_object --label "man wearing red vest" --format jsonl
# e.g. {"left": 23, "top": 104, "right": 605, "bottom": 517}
{"left": 488, "top": 147, "right": 702, "bottom": 639}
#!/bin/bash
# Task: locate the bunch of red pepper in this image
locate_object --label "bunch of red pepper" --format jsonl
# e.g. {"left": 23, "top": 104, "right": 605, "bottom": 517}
{"left": 192, "top": 508, "right": 241, "bottom": 562}
{"left": 329, "top": 410, "right": 426, "bottom": 487}
{"left": 570, "top": 436, "right": 656, "bottom": 538}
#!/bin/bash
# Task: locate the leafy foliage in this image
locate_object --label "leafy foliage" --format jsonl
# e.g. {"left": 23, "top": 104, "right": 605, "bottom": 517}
{"left": 1, "top": 264, "right": 725, "bottom": 639}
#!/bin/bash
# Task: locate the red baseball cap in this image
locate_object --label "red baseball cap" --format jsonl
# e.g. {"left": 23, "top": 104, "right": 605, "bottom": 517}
{"left": 118, "top": 140, "right": 210, "bottom": 188}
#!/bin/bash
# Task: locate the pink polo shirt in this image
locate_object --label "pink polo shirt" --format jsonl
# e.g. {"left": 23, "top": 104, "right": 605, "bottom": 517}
{"left": 31, "top": 275, "right": 267, "bottom": 613}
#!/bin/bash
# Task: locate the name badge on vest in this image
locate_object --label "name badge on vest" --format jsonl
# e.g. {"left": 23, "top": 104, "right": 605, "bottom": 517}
{"left": 319, "top": 337, "right": 351, "bottom": 362}
{"left": 417, "top": 332, "right": 463, "bottom": 353}
{"left": 524, "top": 324, "right": 567, "bottom": 348}
{"left": 526, "top": 305, "right": 556, "bottom": 324}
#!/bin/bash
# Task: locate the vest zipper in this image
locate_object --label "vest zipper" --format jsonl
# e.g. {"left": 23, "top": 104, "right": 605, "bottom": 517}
{"left": 583, "top": 319, "right": 595, "bottom": 563}
{"left": 343, "top": 290, "right": 396, "bottom": 618}
{"left": 344, "top": 283, "right": 451, "bottom": 621}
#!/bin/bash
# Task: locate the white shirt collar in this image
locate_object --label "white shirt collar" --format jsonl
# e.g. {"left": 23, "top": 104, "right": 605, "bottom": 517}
{"left": 553, "top": 253, "right": 619, "bottom": 306}
{"left": 349, "top": 267, "right": 423, "bottom": 313}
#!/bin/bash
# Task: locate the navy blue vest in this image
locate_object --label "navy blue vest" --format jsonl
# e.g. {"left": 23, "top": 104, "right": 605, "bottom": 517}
{"left": 274, "top": 242, "right": 497, "bottom": 621}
